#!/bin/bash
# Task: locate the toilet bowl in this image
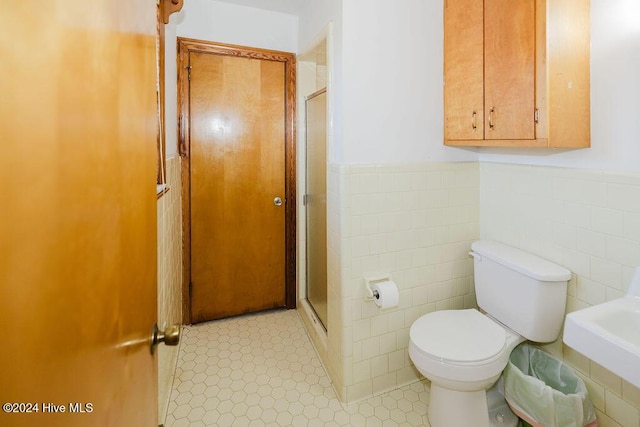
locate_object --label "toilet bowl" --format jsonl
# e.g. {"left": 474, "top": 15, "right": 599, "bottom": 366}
{"left": 408, "top": 240, "right": 571, "bottom": 427}
{"left": 409, "top": 309, "right": 524, "bottom": 426}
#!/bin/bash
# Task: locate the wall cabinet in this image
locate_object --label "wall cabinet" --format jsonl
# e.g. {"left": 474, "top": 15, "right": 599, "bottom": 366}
{"left": 444, "top": 0, "right": 590, "bottom": 148}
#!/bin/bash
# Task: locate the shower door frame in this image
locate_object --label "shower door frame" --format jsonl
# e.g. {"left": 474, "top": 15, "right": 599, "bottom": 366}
{"left": 304, "top": 87, "right": 328, "bottom": 331}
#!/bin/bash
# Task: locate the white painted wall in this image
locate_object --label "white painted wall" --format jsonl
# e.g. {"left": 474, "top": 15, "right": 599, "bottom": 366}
{"left": 298, "top": 0, "right": 341, "bottom": 53}
{"left": 340, "top": 0, "right": 478, "bottom": 165}
{"left": 175, "top": 0, "right": 298, "bottom": 53}
{"left": 480, "top": 0, "right": 640, "bottom": 173}
{"left": 298, "top": 0, "right": 343, "bottom": 168}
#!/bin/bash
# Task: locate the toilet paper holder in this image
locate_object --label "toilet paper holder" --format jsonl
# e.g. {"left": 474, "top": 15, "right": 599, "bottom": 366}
{"left": 363, "top": 273, "right": 393, "bottom": 302}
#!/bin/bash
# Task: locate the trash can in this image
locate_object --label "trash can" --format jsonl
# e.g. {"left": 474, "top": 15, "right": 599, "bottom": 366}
{"left": 504, "top": 344, "right": 598, "bottom": 427}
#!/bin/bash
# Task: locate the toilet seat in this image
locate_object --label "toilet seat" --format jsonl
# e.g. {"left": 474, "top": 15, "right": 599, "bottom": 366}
{"left": 408, "top": 309, "right": 523, "bottom": 384}
{"left": 410, "top": 309, "right": 506, "bottom": 363}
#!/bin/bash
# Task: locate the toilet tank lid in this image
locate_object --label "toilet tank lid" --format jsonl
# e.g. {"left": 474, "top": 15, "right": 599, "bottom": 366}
{"left": 471, "top": 240, "right": 572, "bottom": 282}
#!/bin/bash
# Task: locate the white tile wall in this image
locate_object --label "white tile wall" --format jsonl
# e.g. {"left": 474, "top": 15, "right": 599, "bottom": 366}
{"left": 318, "top": 162, "right": 480, "bottom": 403}
{"left": 480, "top": 162, "right": 640, "bottom": 427}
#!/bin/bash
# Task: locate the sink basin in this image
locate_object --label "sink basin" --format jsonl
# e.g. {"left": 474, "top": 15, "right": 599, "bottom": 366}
{"left": 563, "top": 268, "right": 640, "bottom": 388}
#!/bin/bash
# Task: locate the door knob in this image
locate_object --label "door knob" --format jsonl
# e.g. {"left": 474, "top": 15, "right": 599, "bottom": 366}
{"left": 150, "top": 323, "right": 180, "bottom": 355}
{"left": 273, "top": 196, "right": 283, "bottom": 206}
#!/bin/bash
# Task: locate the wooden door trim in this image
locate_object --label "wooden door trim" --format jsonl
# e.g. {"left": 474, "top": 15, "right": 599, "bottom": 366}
{"left": 177, "top": 38, "right": 297, "bottom": 324}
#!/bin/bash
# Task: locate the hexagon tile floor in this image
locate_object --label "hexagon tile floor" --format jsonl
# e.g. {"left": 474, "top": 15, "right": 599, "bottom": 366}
{"left": 164, "top": 309, "right": 431, "bottom": 426}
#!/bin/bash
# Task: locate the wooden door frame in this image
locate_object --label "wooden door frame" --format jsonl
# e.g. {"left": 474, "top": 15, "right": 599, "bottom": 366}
{"left": 177, "top": 38, "right": 297, "bottom": 324}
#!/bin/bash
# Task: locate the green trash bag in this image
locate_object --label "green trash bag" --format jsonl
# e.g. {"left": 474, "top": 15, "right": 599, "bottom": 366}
{"left": 504, "top": 344, "right": 598, "bottom": 427}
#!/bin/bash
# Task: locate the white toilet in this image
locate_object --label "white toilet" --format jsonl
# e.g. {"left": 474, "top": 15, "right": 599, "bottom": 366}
{"left": 409, "top": 240, "right": 571, "bottom": 427}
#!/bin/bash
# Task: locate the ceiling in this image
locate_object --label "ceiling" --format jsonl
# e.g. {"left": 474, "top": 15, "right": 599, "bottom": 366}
{"left": 216, "top": 0, "right": 310, "bottom": 15}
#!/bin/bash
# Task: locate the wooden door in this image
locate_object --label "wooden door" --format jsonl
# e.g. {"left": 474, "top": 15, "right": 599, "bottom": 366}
{"left": 484, "top": 0, "right": 536, "bottom": 139}
{"left": 0, "top": 1, "right": 158, "bottom": 427}
{"left": 180, "top": 40, "right": 296, "bottom": 323}
{"left": 444, "top": 0, "right": 485, "bottom": 141}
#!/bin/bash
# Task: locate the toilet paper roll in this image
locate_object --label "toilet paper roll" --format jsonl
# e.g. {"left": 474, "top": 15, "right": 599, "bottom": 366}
{"left": 372, "top": 280, "right": 399, "bottom": 309}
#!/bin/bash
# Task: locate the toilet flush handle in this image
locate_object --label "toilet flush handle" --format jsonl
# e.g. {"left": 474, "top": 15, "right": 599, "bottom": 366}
{"left": 468, "top": 251, "right": 482, "bottom": 261}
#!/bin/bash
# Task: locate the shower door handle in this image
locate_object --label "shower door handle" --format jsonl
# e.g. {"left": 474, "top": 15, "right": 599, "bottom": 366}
{"left": 273, "top": 197, "right": 283, "bottom": 207}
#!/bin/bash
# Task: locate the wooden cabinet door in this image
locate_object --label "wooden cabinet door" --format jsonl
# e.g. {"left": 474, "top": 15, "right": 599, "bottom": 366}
{"left": 484, "top": 0, "right": 536, "bottom": 140}
{"left": 445, "top": 0, "right": 538, "bottom": 144}
{"left": 444, "top": 0, "right": 484, "bottom": 141}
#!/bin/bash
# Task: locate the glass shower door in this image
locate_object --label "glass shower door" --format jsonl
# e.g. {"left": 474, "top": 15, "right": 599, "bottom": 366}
{"left": 305, "top": 88, "right": 327, "bottom": 330}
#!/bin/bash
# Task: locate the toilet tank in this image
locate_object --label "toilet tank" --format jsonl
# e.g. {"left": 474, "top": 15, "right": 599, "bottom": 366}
{"left": 471, "top": 240, "right": 571, "bottom": 343}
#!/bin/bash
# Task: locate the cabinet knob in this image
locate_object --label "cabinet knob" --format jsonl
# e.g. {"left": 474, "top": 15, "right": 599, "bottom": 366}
{"left": 472, "top": 111, "right": 477, "bottom": 131}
